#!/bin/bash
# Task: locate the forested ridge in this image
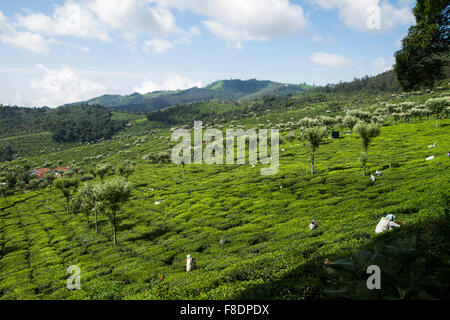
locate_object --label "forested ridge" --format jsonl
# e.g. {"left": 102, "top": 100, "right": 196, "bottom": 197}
{"left": 72, "top": 79, "right": 313, "bottom": 112}
{"left": 0, "top": 104, "right": 126, "bottom": 162}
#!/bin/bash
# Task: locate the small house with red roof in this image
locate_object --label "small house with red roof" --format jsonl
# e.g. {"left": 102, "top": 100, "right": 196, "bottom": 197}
{"left": 31, "top": 168, "right": 52, "bottom": 180}
{"left": 31, "top": 167, "right": 70, "bottom": 180}
{"left": 53, "top": 167, "right": 70, "bottom": 176}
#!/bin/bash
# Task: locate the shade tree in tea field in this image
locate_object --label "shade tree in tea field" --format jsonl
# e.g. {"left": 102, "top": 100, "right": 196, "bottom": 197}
{"left": 54, "top": 177, "right": 79, "bottom": 215}
{"left": 354, "top": 123, "right": 381, "bottom": 176}
{"left": 300, "top": 126, "right": 327, "bottom": 175}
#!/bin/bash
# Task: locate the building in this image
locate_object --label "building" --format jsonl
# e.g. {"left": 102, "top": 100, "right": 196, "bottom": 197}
{"left": 31, "top": 167, "right": 70, "bottom": 180}
{"left": 31, "top": 168, "right": 52, "bottom": 180}
{"left": 53, "top": 167, "right": 70, "bottom": 177}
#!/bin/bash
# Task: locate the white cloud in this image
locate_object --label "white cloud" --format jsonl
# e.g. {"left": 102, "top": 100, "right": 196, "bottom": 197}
{"left": 88, "top": 0, "right": 177, "bottom": 36}
{"left": 174, "top": 26, "right": 201, "bottom": 45}
{"left": 2, "top": 0, "right": 310, "bottom": 53}
{"left": 16, "top": 0, "right": 178, "bottom": 41}
{"left": 133, "top": 73, "right": 203, "bottom": 93}
{"left": 16, "top": 1, "right": 111, "bottom": 42}
{"left": 30, "top": 65, "right": 108, "bottom": 107}
{"left": 0, "top": 10, "right": 51, "bottom": 54}
{"left": 142, "top": 26, "right": 201, "bottom": 53}
{"left": 311, "top": 34, "right": 335, "bottom": 43}
{"left": 372, "top": 56, "right": 393, "bottom": 71}
{"left": 10, "top": 0, "right": 198, "bottom": 53}
{"left": 309, "top": 0, "right": 414, "bottom": 32}
{"left": 309, "top": 52, "right": 352, "bottom": 68}
{"left": 143, "top": 38, "right": 174, "bottom": 53}
{"left": 158, "top": 0, "right": 309, "bottom": 48}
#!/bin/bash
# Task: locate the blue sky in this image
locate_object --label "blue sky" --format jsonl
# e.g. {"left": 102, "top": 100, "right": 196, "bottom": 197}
{"left": 0, "top": 0, "right": 416, "bottom": 107}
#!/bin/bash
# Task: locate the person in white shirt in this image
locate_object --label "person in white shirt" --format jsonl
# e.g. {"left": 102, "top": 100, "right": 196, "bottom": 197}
{"left": 309, "top": 219, "right": 318, "bottom": 230}
{"left": 186, "top": 254, "right": 196, "bottom": 272}
{"left": 375, "top": 214, "right": 401, "bottom": 234}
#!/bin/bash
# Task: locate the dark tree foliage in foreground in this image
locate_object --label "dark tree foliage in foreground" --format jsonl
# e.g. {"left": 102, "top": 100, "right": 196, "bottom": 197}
{"left": 394, "top": 0, "right": 449, "bottom": 91}
{"left": 46, "top": 104, "right": 126, "bottom": 143}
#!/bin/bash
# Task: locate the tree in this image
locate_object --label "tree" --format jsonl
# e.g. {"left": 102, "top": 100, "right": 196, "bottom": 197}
{"left": 44, "top": 173, "right": 56, "bottom": 200}
{"left": 301, "top": 127, "right": 327, "bottom": 175}
{"left": 348, "top": 110, "right": 372, "bottom": 123}
{"left": 357, "top": 152, "right": 368, "bottom": 178}
{"left": 54, "top": 178, "right": 79, "bottom": 215}
{"left": 385, "top": 104, "right": 399, "bottom": 125}
{"left": 399, "top": 102, "right": 416, "bottom": 123}
{"left": 425, "top": 97, "right": 449, "bottom": 128}
{"left": 394, "top": 1, "right": 449, "bottom": 91}
{"left": 343, "top": 115, "right": 359, "bottom": 141}
{"left": 16, "top": 167, "right": 33, "bottom": 187}
{"left": 298, "top": 117, "right": 320, "bottom": 128}
{"left": 354, "top": 123, "right": 381, "bottom": 176}
{"left": 95, "top": 164, "right": 111, "bottom": 184}
{"left": 419, "top": 107, "right": 433, "bottom": 120}
{"left": 97, "top": 179, "right": 132, "bottom": 245}
{"left": 46, "top": 104, "right": 126, "bottom": 143}
{"left": 409, "top": 107, "right": 422, "bottom": 123}
{"left": 5, "top": 168, "right": 18, "bottom": 189}
{"left": 0, "top": 180, "right": 8, "bottom": 204}
{"left": 73, "top": 183, "right": 103, "bottom": 233}
{"left": 319, "top": 116, "right": 337, "bottom": 138}
{"left": 0, "top": 144, "right": 15, "bottom": 162}
{"left": 118, "top": 160, "right": 136, "bottom": 181}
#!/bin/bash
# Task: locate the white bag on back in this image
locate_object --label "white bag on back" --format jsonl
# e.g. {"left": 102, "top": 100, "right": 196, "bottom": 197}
{"left": 375, "top": 217, "right": 390, "bottom": 234}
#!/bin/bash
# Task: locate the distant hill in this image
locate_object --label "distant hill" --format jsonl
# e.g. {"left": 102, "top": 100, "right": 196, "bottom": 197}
{"left": 69, "top": 79, "right": 313, "bottom": 112}
{"left": 316, "top": 70, "right": 402, "bottom": 94}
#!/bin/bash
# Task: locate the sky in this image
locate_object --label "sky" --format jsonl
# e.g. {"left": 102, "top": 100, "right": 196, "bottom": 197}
{"left": 0, "top": 0, "right": 416, "bottom": 108}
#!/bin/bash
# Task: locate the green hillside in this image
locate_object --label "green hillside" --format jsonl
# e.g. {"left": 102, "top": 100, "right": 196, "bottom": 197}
{"left": 0, "top": 106, "right": 50, "bottom": 139}
{"left": 0, "top": 87, "right": 449, "bottom": 300}
{"left": 71, "top": 79, "right": 313, "bottom": 112}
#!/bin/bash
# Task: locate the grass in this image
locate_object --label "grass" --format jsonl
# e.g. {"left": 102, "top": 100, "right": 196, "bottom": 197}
{"left": 0, "top": 101, "right": 449, "bottom": 300}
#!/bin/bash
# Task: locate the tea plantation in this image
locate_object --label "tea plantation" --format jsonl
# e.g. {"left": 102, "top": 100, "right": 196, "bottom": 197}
{"left": 0, "top": 91, "right": 449, "bottom": 300}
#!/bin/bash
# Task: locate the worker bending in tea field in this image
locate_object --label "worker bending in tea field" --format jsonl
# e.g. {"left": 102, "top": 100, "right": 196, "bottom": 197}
{"left": 186, "top": 254, "right": 196, "bottom": 272}
{"left": 375, "top": 214, "right": 403, "bottom": 234}
{"left": 309, "top": 219, "right": 318, "bottom": 230}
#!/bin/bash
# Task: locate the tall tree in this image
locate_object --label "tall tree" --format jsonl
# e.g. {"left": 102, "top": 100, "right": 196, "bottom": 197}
{"left": 73, "top": 183, "right": 103, "bottom": 233}
{"left": 97, "top": 179, "right": 132, "bottom": 245}
{"left": 319, "top": 116, "right": 337, "bottom": 138}
{"left": 347, "top": 110, "right": 372, "bottom": 123}
{"left": 5, "top": 168, "right": 18, "bottom": 189}
{"left": 399, "top": 102, "right": 416, "bottom": 123}
{"left": 0, "top": 180, "right": 8, "bottom": 204}
{"left": 343, "top": 115, "right": 359, "bottom": 141}
{"left": 354, "top": 123, "right": 381, "bottom": 176}
{"left": 425, "top": 97, "right": 449, "bottom": 128}
{"left": 301, "top": 127, "right": 327, "bottom": 175}
{"left": 394, "top": 1, "right": 449, "bottom": 91}
{"left": 118, "top": 160, "right": 136, "bottom": 182}
{"left": 95, "top": 164, "right": 112, "bottom": 184}
{"left": 54, "top": 178, "right": 79, "bottom": 215}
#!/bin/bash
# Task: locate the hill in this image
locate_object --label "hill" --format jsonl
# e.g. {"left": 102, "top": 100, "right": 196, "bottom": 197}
{"left": 71, "top": 79, "right": 313, "bottom": 112}
{"left": 0, "top": 87, "right": 449, "bottom": 300}
{"left": 70, "top": 71, "right": 403, "bottom": 115}
{"left": 0, "top": 105, "right": 127, "bottom": 162}
{"left": 317, "top": 70, "right": 402, "bottom": 94}
{"left": 0, "top": 106, "right": 50, "bottom": 139}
